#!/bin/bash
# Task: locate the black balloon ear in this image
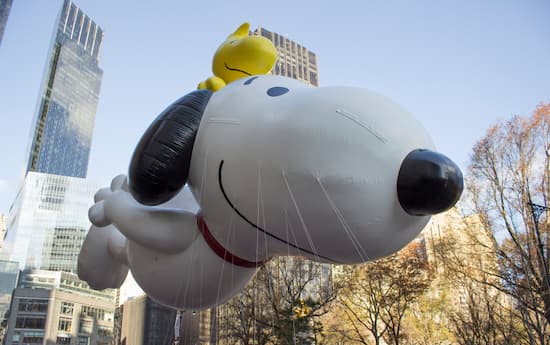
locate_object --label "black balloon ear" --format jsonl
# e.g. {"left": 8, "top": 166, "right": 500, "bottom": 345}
{"left": 128, "top": 89, "right": 213, "bottom": 205}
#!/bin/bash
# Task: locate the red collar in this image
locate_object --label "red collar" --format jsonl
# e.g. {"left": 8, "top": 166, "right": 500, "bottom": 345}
{"left": 197, "top": 214, "right": 269, "bottom": 268}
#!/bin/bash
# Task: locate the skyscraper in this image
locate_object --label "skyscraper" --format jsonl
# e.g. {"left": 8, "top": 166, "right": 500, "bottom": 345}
{"left": 1, "top": 3, "right": 114, "bottom": 343}
{"left": 252, "top": 26, "right": 319, "bottom": 86}
{"left": 4, "top": 172, "right": 102, "bottom": 273}
{"left": 25, "top": 0, "right": 104, "bottom": 178}
{"left": 0, "top": 0, "right": 12, "bottom": 47}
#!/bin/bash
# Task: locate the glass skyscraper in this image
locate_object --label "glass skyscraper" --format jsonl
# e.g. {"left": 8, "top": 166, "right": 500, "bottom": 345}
{"left": 25, "top": 0, "right": 104, "bottom": 178}
{"left": 4, "top": 172, "right": 101, "bottom": 273}
{"left": 0, "top": 0, "right": 12, "bottom": 47}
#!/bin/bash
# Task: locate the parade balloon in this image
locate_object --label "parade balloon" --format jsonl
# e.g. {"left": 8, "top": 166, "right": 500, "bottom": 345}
{"left": 197, "top": 22, "right": 277, "bottom": 92}
{"left": 78, "top": 75, "right": 463, "bottom": 310}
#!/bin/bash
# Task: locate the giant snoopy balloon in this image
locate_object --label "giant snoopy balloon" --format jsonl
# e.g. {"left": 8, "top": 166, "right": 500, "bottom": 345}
{"left": 78, "top": 28, "right": 463, "bottom": 311}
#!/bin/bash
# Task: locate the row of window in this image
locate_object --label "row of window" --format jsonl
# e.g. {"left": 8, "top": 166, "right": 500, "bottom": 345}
{"left": 258, "top": 28, "right": 316, "bottom": 62}
{"left": 81, "top": 305, "right": 114, "bottom": 321}
{"left": 18, "top": 299, "right": 48, "bottom": 313}
{"left": 15, "top": 317, "right": 45, "bottom": 329}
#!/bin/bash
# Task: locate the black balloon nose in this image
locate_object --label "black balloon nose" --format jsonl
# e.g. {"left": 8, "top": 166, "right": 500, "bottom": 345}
{"left": 397, "top": 149, "right": 463, "bottom": 216}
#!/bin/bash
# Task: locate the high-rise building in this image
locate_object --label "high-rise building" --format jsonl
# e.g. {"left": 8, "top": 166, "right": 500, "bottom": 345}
{"left": 25, "top": 0, "right": 103, "bottom": 178}
{"left": 4, "top": 172, "right": 101, "bottom": 273}
{"left": 2, "top": 3, "right": 112, "bottom": 343}
{"left": 0, "top": 0, "right": 12, "bottom": 47}
{"left": 252, "top": 26, "right": 319, "bottom": 86}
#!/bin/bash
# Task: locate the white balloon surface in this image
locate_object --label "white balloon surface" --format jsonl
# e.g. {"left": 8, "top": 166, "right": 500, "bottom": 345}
{"left": 78, "top": 75, "right": 462, "bottom": 310}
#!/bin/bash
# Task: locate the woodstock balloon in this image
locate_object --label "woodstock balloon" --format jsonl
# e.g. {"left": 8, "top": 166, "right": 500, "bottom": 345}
{"left": 198, "top": 22, "right": 277, "bottom": 91}
{"left": 78, "top": 75, "right": 463, "bottom": 310}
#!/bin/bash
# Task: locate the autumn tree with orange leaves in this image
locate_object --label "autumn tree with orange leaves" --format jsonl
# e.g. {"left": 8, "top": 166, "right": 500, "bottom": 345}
{"left": 331, "top": 241, "right": 432, "bottom": 345}
{"left": 465, "top": 102, "right": 550, "bottom": 343}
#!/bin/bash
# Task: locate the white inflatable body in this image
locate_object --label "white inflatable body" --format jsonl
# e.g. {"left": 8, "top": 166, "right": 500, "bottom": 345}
{"left": 78, "top": 75, "right": 462, "bottom": 310}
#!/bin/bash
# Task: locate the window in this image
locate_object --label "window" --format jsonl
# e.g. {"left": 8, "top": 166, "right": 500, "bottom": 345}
{"left": 97, "top": 326, "right": 112, "bottom": 337}
{"left": 56, "top": 335, "right": 72, "bottom": 344}
{"left": 58, "top": 318, "right": 72, "bottom": 332}
{"left": 22, "top": 334, "right": 43, "bottom": 344}
{"left": 15, "top": 317, "right": 45, "bottom": 329}
{"left": 18, "top": 299, "right": 48, "bottom": 313}
{"left": 81, "top": 305, "right": 108, "bottom": 320}
{"left": 308, "top": 51, "right": 316, "bottom": 64}
{"left": 78, "top": 336, "right": 90, "bottom": 345}
{"left": 309, "top": 71, "right": 318, "bottom": 86}
{"left": 79, "top": 319, "right": 92, "bottom": 334}
{"left": 61, "top": 302, "right": 74, "bottom": 315}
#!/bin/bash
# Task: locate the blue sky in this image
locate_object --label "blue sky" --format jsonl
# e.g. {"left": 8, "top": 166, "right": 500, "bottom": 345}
{"left": 0, "top": 0, "right": 549, "bottom": 215}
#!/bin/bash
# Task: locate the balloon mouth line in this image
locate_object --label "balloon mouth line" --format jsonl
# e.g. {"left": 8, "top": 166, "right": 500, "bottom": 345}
{"left": 224, "top": 63, "right": 252, "bottom": 76}
{"left": 217, "top": 160, "right": 340, "bottom": 264}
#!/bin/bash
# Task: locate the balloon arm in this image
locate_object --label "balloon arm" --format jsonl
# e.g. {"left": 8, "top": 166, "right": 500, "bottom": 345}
{"left": 103, "top": 191, "right": 199, "bottom": 254}
{"left": 198, "top": 76, "right": 226, "bottom": 92}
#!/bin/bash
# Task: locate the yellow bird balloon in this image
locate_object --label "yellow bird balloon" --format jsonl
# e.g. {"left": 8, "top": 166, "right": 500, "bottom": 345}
{"left": 198, "top": 22, "right": 278, "bottom": 92}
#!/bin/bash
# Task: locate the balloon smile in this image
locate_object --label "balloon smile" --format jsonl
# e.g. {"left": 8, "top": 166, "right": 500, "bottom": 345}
{"left": 224, "top": 63, "right": 252, "bottom": 76}
{"left": 217, "top": 160, "right": 339, "bottom": 263}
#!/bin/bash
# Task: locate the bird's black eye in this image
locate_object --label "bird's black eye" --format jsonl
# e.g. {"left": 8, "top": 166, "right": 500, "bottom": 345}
{"left": 244, "top": 76, "right": 259, "bottom": 85}
{"left": 267, "top": 87, "right": 289, "bottom": 97}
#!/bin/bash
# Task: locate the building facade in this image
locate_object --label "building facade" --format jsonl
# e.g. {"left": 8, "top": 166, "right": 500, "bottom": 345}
{"left": 25, "top": 0, "right": 103, "bottom": 178}
{"left": 0, "top": 260, "right": 18, "bottom": 344}
{"left": 118, "top": 295, "right": 211, "bottom": 345}
{"left": 4, "top": 172, "right": 101, "bottom": 273}
{"left": 5, "top": 287, "right": 115, "bottom": 345}
{"left": 0, "top": 260, "right": 18, "bottom": 320}
{"left": 252, "top": 26, "right": 319, "bottom": 87}
{"left": 0, "top": 0, "right": 12, "bottom": 47}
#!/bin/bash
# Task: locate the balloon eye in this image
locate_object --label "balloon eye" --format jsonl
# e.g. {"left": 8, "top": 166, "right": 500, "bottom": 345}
{"left": 244, "top": 76, "right": 259, "bottom": 85}
{"left": 267, "top": 87, "right": 289, "bottom": 97}
{"left": 229, "top": 40, "right": 238, "bottom": 45}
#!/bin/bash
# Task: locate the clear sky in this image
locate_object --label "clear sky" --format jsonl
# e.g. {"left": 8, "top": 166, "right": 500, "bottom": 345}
{"left": 0, "top": 0, "right": 549, "bottom": 215}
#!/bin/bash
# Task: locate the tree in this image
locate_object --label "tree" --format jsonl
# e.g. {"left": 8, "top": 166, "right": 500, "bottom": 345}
{"left": 425, "top": 209, "right": 528, "bottom": 345}
{"left": 216, "top": 257, "right": 337, "bottom": 345}
{"left": 216, "top": 269, "right": 275, "bottom": 345}
{"left": 334, "top": 241, "right": 432, "bottom": 345}
{"left": 262, "top": 257, "right": 337, "bottom": 345}
{"left": 465, "top": 102, "right": 550, "bottom": 343}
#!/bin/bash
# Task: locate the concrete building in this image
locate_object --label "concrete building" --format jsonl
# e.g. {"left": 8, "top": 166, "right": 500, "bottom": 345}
{"left": 5, "top": 287, "right": 115, "bottom": 345}
{"left": 4, "top": 269, "right": 115, "bottom": 345}
{"left": 25, "top": 0, "right": 104, "bottom": 178}
{"left": 117, "top": 295, "right": 211, "bottom": 345}
{"left": 252, "top": 26, "right": 319, "bottom": 86}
